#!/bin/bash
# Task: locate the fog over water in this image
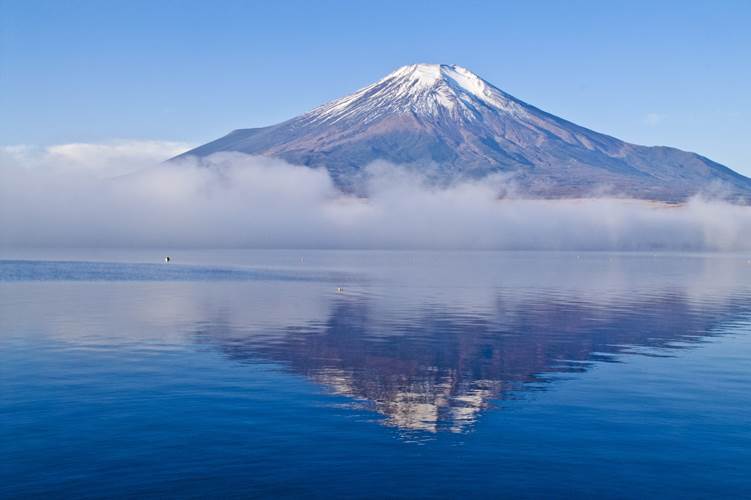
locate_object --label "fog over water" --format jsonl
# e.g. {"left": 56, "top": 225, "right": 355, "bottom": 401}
{"left": 2, "top": 142, "right": 751, "bottom": 250}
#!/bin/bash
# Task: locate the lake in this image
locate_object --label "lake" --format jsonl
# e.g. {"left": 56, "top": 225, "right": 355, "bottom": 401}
{"left": 1, "top": 250, "right": 751, "bottom": 498}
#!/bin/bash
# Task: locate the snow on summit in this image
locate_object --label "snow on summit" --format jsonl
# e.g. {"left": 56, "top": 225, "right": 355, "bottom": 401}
{"left": 305, "top": 63, "right": 523, "bottom": 125}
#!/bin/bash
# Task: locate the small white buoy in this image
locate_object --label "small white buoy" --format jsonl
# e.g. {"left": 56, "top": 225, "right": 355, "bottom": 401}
{"left": 336, "top": 287, "right": 344, "bottom": 293}
{"left": 164, "top": 256, "right": 171, "bottom": 263}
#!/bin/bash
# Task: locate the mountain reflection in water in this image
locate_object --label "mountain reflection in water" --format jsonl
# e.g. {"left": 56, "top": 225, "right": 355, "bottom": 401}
{"left": 193, "top": 253, "right": 751, "bottom": 434}
{"left": 3, "top": 251, "right": 751, "bottom": 498}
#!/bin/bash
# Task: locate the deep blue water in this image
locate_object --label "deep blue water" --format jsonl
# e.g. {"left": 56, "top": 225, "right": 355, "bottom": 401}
{"left": 1, "top": 251, "right": 751, "bottom": 498}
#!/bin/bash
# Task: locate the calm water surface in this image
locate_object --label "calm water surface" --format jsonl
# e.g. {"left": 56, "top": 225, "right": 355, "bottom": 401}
{"left": 1, "top": 250, "right": 751, "bottom": 498}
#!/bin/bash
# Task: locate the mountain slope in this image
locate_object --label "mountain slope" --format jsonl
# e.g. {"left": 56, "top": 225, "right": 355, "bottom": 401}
{"left": 177, "top": 64, "right": 751, "bottom": 201}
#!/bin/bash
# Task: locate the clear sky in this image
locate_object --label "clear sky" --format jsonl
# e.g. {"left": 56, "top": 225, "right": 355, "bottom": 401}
{"left": 2, "top": 0, "right": 750, "bottom": 174}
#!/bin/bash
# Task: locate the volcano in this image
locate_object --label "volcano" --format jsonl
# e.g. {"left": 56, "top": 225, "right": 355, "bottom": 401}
{"left": 176, "top": 64, "right": 751, "bottom": 201}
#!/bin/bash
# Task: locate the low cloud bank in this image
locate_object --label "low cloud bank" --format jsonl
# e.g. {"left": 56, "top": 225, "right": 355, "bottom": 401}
{"left": 1, "top": 142, "right": 750, "bottom": 250}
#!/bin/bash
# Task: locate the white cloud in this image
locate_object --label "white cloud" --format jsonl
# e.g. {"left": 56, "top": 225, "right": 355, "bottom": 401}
{"left": 1, "top": 143, "right": 750, "bottom": 250}
{"left": 0, "top": 140, "right": 193, "bottom": 177}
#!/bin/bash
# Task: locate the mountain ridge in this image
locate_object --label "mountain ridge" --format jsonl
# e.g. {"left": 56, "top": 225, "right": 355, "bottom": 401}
{"left": 176, "top": 64, "right": 751, "bottom": 202}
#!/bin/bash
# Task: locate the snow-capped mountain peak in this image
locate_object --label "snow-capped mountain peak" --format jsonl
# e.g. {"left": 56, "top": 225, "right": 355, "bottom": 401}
{"left": 177, "top": 63, "right": 751, "bottom": 202}
{"left": 387, "top": 63, "right": 497, "bottom": 100}
{"left": 304, "top": 63, "right": 521, "bottom": 125}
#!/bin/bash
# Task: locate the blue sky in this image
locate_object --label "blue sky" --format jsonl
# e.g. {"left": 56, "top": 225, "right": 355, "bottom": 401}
{"left": 2, "top": 0, "right": 750, "bottom": 174}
